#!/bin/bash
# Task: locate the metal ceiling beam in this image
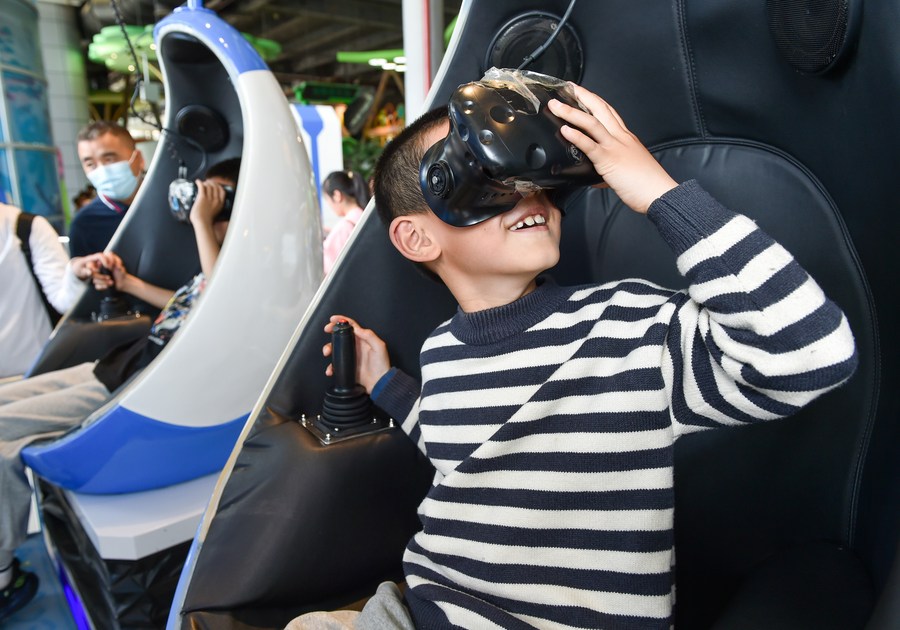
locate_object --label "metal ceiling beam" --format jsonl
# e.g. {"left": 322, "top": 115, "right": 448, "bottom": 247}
{"left": 274, "top": 24, "right": 362, "bottom": 59}
{"left": 286, "top": 30, "right": 402, "bottom": 73}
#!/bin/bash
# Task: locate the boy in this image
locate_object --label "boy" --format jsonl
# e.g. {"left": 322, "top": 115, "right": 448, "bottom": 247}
{"left": 0, "top": 158, "right": 240, "bottom": 622}
{"left": 311, "top": 85, "right": 857, "bottom": 629}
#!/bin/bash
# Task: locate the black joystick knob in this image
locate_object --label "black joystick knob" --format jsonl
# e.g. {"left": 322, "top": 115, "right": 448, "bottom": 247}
{"left": 320, "top": 320, "right": 373, "bottom": 430}
{"left": 96, "top": 267, "right": 127, "bottom": 320}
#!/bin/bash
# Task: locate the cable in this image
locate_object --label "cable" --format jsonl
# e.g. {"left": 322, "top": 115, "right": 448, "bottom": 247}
{"left": 110, "top": 0, "right": 162, "bottom": 130}
{"left": 109, "top": 0, "right": 208, "bottom": 179}
{"left": 517, "top": 0, "right": 579, "bottom": 70}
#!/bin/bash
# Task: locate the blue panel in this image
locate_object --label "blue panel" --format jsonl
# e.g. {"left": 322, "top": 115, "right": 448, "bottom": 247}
{"left": 0, "top": 149, "right": 10, "bottom": 204}
{"left": 22, "top": 406, "right": 247, "bottom": 494}
{"left": 294, "top": 105, "right": 325, "bottom": 203}
{"left": 154, "top": 5, "right": 267, "bottom": 77}
{"left": 2, "top": 70, "right": 52, "bottom": 145}
{"left": 15, "top": 149, "right": 61, "bottom": 219}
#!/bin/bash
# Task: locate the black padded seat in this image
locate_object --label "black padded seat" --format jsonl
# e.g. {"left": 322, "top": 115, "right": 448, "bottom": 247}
{"left": 711, "top": 542, "right": 873, "bottom": 630}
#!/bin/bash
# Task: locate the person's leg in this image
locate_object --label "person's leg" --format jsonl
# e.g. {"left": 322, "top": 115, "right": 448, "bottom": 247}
{"left": 355, "top": 582, "right": 415, "bottom": 630}
{"left": 0, "top": 362, "right": 97, "bottom": 406}
{"left": 284, "top": 610, "right": 358, "bottom": 630}
{"left": 283, "top": 583, "right": 414, "bottom": 630}
{"left": 0, "top": 363, "right": 109, "bottom": 618}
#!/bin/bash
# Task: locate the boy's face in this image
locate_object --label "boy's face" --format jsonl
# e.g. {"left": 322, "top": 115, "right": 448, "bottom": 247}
{"left": 404, "top": 122, "right": 563, "bottom": 291}
{"left": 428, "top": 188, "right": 562, "bottom": 282}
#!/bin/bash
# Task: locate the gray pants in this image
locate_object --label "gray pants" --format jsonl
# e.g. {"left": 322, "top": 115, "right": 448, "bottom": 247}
{"left": 284, "top": 582, "right": 416, "bottom": 630}
{"left": 0, "top": 362, "right": 110, "bottom": 569}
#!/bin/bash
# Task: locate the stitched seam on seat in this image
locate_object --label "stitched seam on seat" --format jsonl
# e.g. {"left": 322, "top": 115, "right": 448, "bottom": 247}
{"left": 648, "top": 136, "right": 880, "bottom": 546}
{"left": 676, "top": 0, "right": 707, "bottom": 139}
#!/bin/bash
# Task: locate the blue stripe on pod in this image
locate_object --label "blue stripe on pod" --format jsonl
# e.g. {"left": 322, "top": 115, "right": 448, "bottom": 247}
{"left": 154, "top": 5, "right": 268, "bottom": 76}
{"left": 22, "top": 405, "right": 246, "bottom": 494}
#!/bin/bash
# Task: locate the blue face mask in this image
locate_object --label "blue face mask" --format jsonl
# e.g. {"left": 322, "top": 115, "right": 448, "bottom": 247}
{"left": 86, "top": 151, "right": 140, "bottom": 201}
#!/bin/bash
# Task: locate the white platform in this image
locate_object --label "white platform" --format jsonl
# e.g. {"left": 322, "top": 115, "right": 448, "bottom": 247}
{"left": 64, "top": 473, "right": 219, "bottom": 561}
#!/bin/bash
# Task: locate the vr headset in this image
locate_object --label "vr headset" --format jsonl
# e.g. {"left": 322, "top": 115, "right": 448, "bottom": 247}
{"left": 168, "top": 168, "right": 235, "bottom": 223}
{"left": 420, "top": 68, "right": 603, "bottom": 227}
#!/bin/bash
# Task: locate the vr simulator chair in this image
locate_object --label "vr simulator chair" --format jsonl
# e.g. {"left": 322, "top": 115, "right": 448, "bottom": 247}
{"left": 170, "top": 0, "right": 899, "bottom": 628}
{"left": 19, "top": 3, "right": 324, "bottom": 626}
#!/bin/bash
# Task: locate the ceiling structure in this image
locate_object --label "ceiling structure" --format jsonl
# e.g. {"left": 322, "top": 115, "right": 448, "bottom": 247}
{"left": 79, "top": 0, "right": 462, "bottom": 95}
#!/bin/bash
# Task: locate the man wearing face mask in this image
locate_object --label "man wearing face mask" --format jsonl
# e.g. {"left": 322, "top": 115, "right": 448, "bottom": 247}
{"left": 69, "top": 121, "right": 146, "bottom": 257}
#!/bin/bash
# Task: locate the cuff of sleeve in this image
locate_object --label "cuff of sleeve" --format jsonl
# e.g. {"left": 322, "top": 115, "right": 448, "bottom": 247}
{"left": 370, "top": 367, "right": 397, "bottom": 400}
{"left": 372, "top": 367, "right": 420, "bottom": 418}
{"left": 646, "top": 179, "right": 738, "bottom": 256}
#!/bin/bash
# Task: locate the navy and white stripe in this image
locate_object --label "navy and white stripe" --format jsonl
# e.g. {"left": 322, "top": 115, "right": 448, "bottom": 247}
{"left": 373, "top": 180, "right": 857, "bottom": 629}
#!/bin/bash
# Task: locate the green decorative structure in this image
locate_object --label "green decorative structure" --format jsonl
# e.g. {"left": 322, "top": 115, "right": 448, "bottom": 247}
{"left": 88, "top": 23, "right": 282, "bottom": 74}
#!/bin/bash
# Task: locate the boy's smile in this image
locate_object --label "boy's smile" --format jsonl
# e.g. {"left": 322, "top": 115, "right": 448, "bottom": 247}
{"left": 427, "top": 191, "right": 563, "bottom": 311}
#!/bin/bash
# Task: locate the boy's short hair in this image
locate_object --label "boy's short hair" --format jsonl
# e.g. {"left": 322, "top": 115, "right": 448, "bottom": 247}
{"left": 373, "top": 106, "right": 448, "bottom": 229}
{"left": 76, "top": 121, "right": 136, "bottom": 148}
{"left": 205, "top": 157, "right": 241, "bottom": 186}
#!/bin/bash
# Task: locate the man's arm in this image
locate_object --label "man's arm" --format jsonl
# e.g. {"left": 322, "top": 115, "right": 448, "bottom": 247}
{"left": 27, "top": 213, "right": 81, "bottom": 313}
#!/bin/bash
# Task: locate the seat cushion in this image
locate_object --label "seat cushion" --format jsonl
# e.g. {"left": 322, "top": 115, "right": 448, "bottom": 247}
{"left": 712, "top": 542, "right": 873, "bottom": 630}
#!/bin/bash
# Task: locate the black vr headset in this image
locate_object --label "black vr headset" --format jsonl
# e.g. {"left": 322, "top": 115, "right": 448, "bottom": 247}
{"left": 168, "top": 167, "right": 235, "bottom": 224}
{"left": 420, "top": 68, "right": 603, "bottom": 227}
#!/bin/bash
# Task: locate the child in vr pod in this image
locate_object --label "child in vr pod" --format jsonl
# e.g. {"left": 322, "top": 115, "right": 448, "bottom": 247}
{"left": 288, "top": 75, "right": 857, "bottom": 629}
{"left": 0, "top": 158, "right": 240, "bottom": 622}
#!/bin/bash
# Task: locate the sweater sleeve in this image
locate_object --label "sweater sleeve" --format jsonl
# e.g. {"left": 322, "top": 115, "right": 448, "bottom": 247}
{"left": 647, "top": 180, "right": 858, "bottom": 437}
{"left": 371, "top": 367, "right": 427, "bottom": 455}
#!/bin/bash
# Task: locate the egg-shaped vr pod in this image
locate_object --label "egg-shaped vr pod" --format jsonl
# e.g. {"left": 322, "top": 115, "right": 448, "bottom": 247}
{"left": 23, "top": 5, "right": 322, "bottom": 496}
{"left": 169, "top": 0, "right": 897, "bottom": 629}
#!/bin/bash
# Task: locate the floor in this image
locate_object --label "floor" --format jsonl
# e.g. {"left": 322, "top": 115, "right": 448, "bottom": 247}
{"left": 5, "top": 533, "right": 80, "bottom": 630}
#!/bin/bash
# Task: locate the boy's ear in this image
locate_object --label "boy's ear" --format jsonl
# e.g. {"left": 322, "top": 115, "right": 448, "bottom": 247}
{"left": 389, "top": 215, "right": 440, "bottom": 263}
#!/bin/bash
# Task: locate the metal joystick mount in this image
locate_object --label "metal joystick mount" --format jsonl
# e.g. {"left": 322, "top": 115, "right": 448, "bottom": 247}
{"left": 93, "top": 267, "right": 128, "bottom": 321}
{"left": 304, "top": 320, "right": 395, "bottom": 445}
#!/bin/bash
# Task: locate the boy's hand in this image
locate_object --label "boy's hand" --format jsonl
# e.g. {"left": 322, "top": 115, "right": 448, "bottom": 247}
{"left": 322, "top": 315, "right": 391, "bottom": 394}
{"left": 190, "top": 179, "right": 226, "bottom": 226}
{"left": 548, "top": 84, "right": 677, "bottom": 214}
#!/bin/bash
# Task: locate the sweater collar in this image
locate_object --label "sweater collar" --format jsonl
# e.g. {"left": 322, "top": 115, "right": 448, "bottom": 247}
{"left": 448, "top": 276, "right": 570, "bottom": 345}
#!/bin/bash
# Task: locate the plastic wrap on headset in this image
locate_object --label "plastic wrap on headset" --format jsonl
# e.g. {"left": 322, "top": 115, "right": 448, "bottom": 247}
{"left": 479, "top": 67, "right": 583, "bottom": 115}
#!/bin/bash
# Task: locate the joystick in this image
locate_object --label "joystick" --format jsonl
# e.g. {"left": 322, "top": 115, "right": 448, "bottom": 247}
{"left": 319, "top": 320, "right": 373, "bottom": 430}
{"left": 93, "top": 267, "right": 128, "bottom": 321}
{"left": 303, "top": 320, "right": 394, "bottom": 444}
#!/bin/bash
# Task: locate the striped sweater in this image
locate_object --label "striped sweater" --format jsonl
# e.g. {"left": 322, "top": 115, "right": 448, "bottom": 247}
{"left": 372, "top": 180, "right": 857, "bottom": 629}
